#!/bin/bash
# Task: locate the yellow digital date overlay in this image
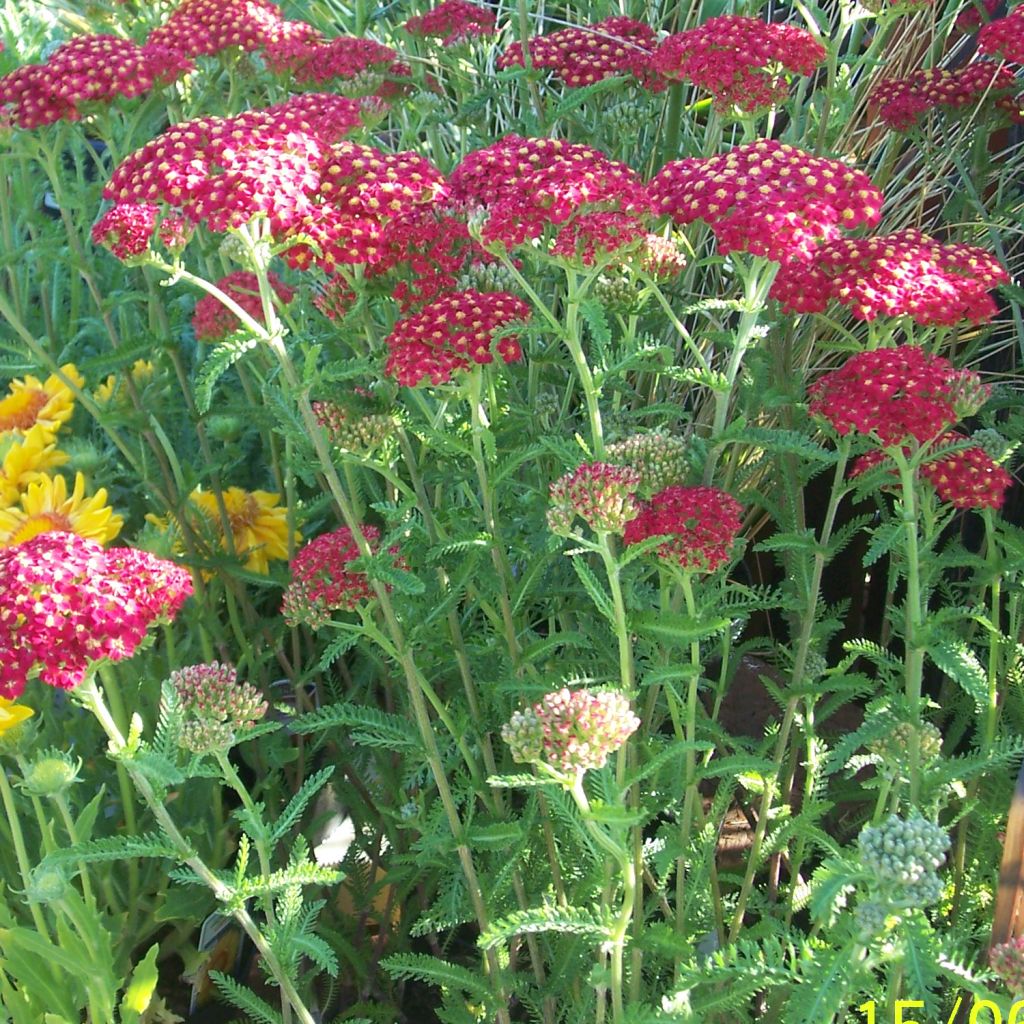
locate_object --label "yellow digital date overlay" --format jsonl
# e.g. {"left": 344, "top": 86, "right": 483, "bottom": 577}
{"left": 854, "top": 998, "right": 1024, "bottom": 1023}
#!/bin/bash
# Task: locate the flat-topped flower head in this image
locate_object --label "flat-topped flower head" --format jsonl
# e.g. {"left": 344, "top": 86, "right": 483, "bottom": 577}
{"left": 652, "top": 16, "right": 825, "bottom": 113}
{"left": 282, "top": 525, "right": 396, "bottom": 628}
{"left": 623, "top": 485, "right": 743, "bottom": 572}
{"left": 171, "top": 661, "right": 268, "bottom": 753}
{"left": 191, "top": 270, "right": 295, "bottom": 342}
{"left": 957, "top": 0, "right": 1002, "bottom": 31}
{"left": 0, "top": 365, "right": 84, "bottom": 443}
{"left": 405, "top": 0, "right": 497, "bottom": 45}
{"left": 647, "top": 140, "right": 882, "bottom": 263}
{"left": 0, "top": 35, "right": 191, "bottom": 129}
{"left": 547, "top": 462, "right": 642, "bottom": 536}
{"left": 105, "top": 95, "right": 364, "bottom": 236}
{"left": 0, "top": 472, "right": 123, "bottom": 547}
{"left": 0, "top": 532, "right": 192, "bottom": 698}
{"left": 450, "top": 135, "right": 646, "bottom": 250}
{"left": 264, "top": 34, "right": 410, "bottom": 96}
{"left": 808, "top": 346, "right": 962, "bottom": 444}
{"left": 384, "top": 290, "right": 530, "bottom": 387}
{"left": 606, "top": 433, "right": 690, "bottom": 496}
{"left": 313, "top": 396, "right": 396, "bottom": 453}
{"left": 771, "top": 229, "right": 1009, "bottom": 324}
{"left": 873, "top": 62, "right": 1022, "bottom": 130}
{"left": 147, "top": 0, "right": 307, "bottom": 57}
{"left": 502, "top": 688, "right": 640, "bottom": 779}
{"left": 499, "top": 16, "right": 661, "bottom": 89}
{"left": 979, "top": 5, "right": 1024, "bottom": 63}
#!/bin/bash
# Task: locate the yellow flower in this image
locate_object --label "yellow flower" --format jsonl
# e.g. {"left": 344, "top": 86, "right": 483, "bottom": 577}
{"left": 95, "top": 360, "right": 155, "bottom": 406}
{"left": 0, "top": 698, "right": 33, "bottom": 737}
{"left": 152, "top": 487, "right": 295, "bottom": 575}
{"left": 0, "top": 472, "right": 124, "bottom": 547}
{"left": 0, "top": 364, "right": 84, "bottom": 441}
{"left": 0, "top": 425, "right": 70, "bottom": 506}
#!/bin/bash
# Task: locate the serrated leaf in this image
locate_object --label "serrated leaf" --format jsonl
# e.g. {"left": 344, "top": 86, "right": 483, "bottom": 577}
{"left": 194, "top": 334, "right": 260, "bottom": 414}
{"left": 928, "top": 639, "right": 987, "bottom": 711}
{"left": 571, "top": 555, "right": 616, "bottom": 623}
{"left": 630, "top": 610, "right": 730, "bottom": 644}
{"left": 478, "top": 905, "right": 608, "bottom": 950}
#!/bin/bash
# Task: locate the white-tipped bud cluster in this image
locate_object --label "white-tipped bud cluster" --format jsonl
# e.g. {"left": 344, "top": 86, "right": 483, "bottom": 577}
{"left": 858, "top": 814, "right": 949, "bottom": 906}
{"left": 606, "top": 432, "right": 690, "bottom": 498}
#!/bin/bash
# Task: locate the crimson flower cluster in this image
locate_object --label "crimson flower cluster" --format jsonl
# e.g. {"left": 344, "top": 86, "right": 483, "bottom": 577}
{"left": 623, "top": 485, "right": 743, "bottom": 573}
{"left": 191, "top": 271, "right": 295, "bottom": 341}
{"left": 404, "top": 0, "right": 497, "bottom": 45}
{"left": 808, "top": 346, "right": 970, "bottom": 445}
{"left": 652, "top": 16, "right": 825, "bottom": 113}
{"left": 384, "top": 289, "right": 530, "bottom": 387}
{"left": 105, "top": 94, "right": 364, "bottom": 236}
{"left": 957, "top": 0, "right": 1001, "bottom": 31}
{"left": 498, "top": 16, "right": 662, "bottom": 89}
{"left": 450, "top": 135, "right": 645, "bottom": 251}
{"left": 874, "top": 62, "right": 1022, "bottom": 130}
{"left": 264, "top": 34, "right": 410, "bottom": 96}
{"left": 148, "top": 0, "right": 313, "bottom": 58}
{"left": 282, "top": 526, "right": 391, "bottom": 628}
{"left": 0, "top": 35, "right": 191, "bottom": 129}
{"left": 647, "top": 140, "right": 882, "bottom": 263}
{"left": 0, "top": 532, "right": 193, "bottom": 698}
{"left": 547, "top": 462, "right": 642, "bottom": 536}
{"left": 502, "top": 688, "right": 641, "bottom": 778}
{"left": 771, "top": 229, "right": 1009, "bottom": 325}
{"left": 92, "top": 204, "right": 191, "bottom": 261}
{"left": 979, "top": 5, "right": 1024, "bottom": 63}
{"left": 851, "top": 434, "right": 1012, "bottom": 510}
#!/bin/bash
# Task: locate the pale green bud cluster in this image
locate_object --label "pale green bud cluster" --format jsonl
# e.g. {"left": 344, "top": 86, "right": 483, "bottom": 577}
{"left": 456, "top": 261, "right": 518, "bottom": 295}
{"left": 606, "top": 432, "right": 690, "bottom": 497}
{"left": 313, "top": 399, "right": 396, "bottom": 454}
{"left": 858, "top": 814, "right": 949, "bottom": 907}
{"left": 593, "top": 273, "right": 642, "bottom": 315}
{"left": 171, "top": 662, "right": 268, "bottom": 755}
{"left": 971, "top": 428, "right": 1015, "bottom": 463}
{"left": 868, "top": 720, "right": 942, "bottom": 779}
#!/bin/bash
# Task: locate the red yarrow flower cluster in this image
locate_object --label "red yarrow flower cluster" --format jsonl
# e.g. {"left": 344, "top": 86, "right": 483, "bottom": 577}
{"left": 808, "top": 346, "right": 971, "bottom": 444}
{"left": 499, "top": 16, "right": 663, "bottom": 90}
{"left": 549, "top": 211, "right": 651, "bottom": 266}
{"left": 450, "top": 135, "right": 646, "bottom": 250}
{"left": 652, "top": 15, "right": 825, "bottom": 113}
{"left": 191, "top": 271, "right": 295, "bottom": 342}
{"left": 623, "top": 485, "right": 743, "bottom": 572}
{"left": 404, "top": 0, "right": 497, "bottom": 45}
{"left": 92, "top": 203, "right": 159, "bottom": 260}
{"left": 502, "top": 688, "right": 641, "bottom": 778}
{"left": 264, "top": 34, "right": 410, "bottom": 96}
{"left": 105, "top": 94, "right": 364, "bottom": 236}
{"left": 0, "top": 35, "right": 191, "bottom": 129}
{"left": 979, "top": 5, "right": 1024, "bottom": 63}
{"left": 873, "top": 62, "right": 1022, "bottom": 130}
{"left": 547, "top": 462, "right": 642, "bottom": 535}
{"left": 647, "top": 140, "right": 882, "bottom": 263}
{"left": 384, "top": 290, "right": 530, "bottom": 387}
{"left": 148, "top": 0, "right": 313, "bottom": 58}
{"left": 851, "top": 434, "right": 1011, "bottom": 509}
{"left": 771, "top": 229, "right": 1009, "bottom": 325}
{"left": 0, "top": 532, "right": 193, "bottom": 698}
{"left": 282, "top": 526, "right": 393, "bottom": 628}
{"left": 957, "top": 0, "right": 1001, "bottom": 31}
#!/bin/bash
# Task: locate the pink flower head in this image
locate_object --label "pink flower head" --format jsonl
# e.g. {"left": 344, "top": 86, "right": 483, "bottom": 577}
{"left": 979, "top": 5, "right": 1024, "bottom": 63}
{"left": 652, "top": 16, "right": 825, "bottom": 113}
{"left": 548, "top": 462, "right": 642, "bottom": 535}
{"left": 92, "top": 203, "right": 160, "bottom": 260}
{"left": 549, "top": 211, "right": 650, "bottom": 266}
{"left": 384, "top": 289, "right": 530, "bottom": 387}
{"left": 647, "top": 140, "right": 882, "bottom": 264}
{"left": 282, "top": 525, "right": 393, "bottom": 628}
{"left": 264, "top": 34, "right": 410, "bottom": 96}
{"left": 0, "top": 532, "right": 192, "bottom": 698}
{"left": 808, "top": 347, "right": 966, "bottom": 445}
{"left": 191, "top": 270, "right": 295, "bottom": 342}
{"left": 0, "top": 35, "right": 191, "bottom": 129}
{"left": 450, "top": 135, "right": 646, "bottom": 250}
{"left": 502, "top": 688, "right": 640, "bottom": 777}
{"left": 623, "top": 485, "right": 743, "bottom": 572}
{"left": 992, "top": 937, "right": 1024, "bottom": 996}
{"left": 105, "top": 95, "right": 364, "bottom": 236}
{"left": 171, "top": 661, "right": 268, "bottom": 753}
{"left": 405, "top": 0, "right": 497, "bottom": 45}
{"left": 147, "top": 0, "right": 310, "bottom": 58}
{"left": 873, "top": 62, "right": 1022, "bottom": 130}
{"left": 771, "top": 229, "right": 1009, "bottom": 325}
{"left": 498, "top": 16, "right": 663, "bottom": 90}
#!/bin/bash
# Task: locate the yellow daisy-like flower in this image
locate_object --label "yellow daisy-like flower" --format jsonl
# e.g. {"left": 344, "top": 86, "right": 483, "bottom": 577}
{"left": 95, "top": 359, "right": 155, "bottom": 406}
{"left": 0, "top": 697, "right": 33, "bottom": 737}
{"left": 0, "top": 472, "right": 124, "bottom": 547}
{"left": 0, "top": 425, "right": 70, "bottom": 506}
{"left": 0, "top": 363, "right": 85, "bottom": 442}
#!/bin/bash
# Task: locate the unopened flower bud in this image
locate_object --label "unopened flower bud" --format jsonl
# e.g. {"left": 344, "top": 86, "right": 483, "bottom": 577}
{"left": 26, "top": 864, "right": 69, "bottom": 904}
{"left": 20, "top": 748, "right": 81, "bottom": 797}
{"left": 606, "top": 433, "right": 690, "bottom": 498}
{"left": 858, "top": 814, "right": 949, "bottom": 900}
{"left": 548, "top": 462, "right": 641, "bottom": 536}
{"left": 992, "top": 937, "right": 1024, "bottom": 996}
